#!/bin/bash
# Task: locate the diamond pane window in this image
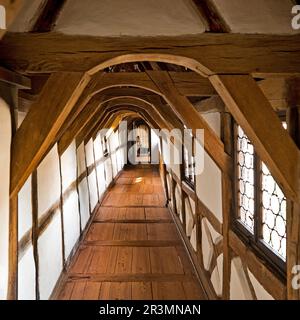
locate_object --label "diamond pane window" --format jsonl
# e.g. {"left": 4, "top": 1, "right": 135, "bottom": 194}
{"left": 261, "top": 163, "right": 286, "bottom": 259}
{"left": 235, "top": 121, "right": 287, "bottom": 266}
{"left": 237, "top": 126, "right": 255, "bottom": 231}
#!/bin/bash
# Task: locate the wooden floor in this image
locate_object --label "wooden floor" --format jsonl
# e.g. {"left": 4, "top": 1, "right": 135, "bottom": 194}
{"left": 56, "top": 165, "right": 206, "bottom": 300}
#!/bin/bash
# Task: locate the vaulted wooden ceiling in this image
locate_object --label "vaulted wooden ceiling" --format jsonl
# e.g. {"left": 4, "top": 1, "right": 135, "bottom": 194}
{"left": 1, "top": 0, "right": 300, "bottom": 204}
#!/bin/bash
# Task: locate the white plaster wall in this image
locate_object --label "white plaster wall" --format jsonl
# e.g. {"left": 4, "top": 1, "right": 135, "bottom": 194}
{"left": 85, "top": 139, "right": 95, "bottom": 167}
{"left": 18, "top": 176, "right": 32, "bottom": 240}
{"left": 37, "top": 145, "right": 61, "bottom": 217}
{"left": 17, "top": 111, "right": 27, "bottom": 128}
{"left": 195, "top": 112, "right": 222, "bottom": 221}
{"left": 61, "top": 141, "right": 77, "bottom": 192}
{"left": 78, "top": 179, "right": 90, "bottom": 229}
{"left": 0, "top": 98, "right": 11, "bottom": 299}
{"left": 104, "top": 158, "right": 113, "bottom": 186}
{"left": 108, "top": 132, "right": 118, "bottom": 178}
{"left": 211, "top": 253, "right": 223, "bottom": 297}
{"left": 38, "top": 212, "right": 63, "bottom": 300}
{"left": 118, "top": 128, "right": 127, "bottom": 167}
{"left": 212, "top": 0, "right": 300, "bottom": 34}
{"left": 77, "top": 144, "right": 90, "bottom": 229}
{"left": 61, "top": 142, "right": 80, "bottom": 259}
{"left": 151, "top": 129, "right": 160, "bottom": 164}
{"left": 248, "top": 270, "right": 274, "bottom": 300}
{"left": 77, "top": 143, "right": 87, "bottom": 175}
{"left": 62, "top": 193, "right": 81, "bottom": 258}
{"left": 230, "top": 257, "right": 253, "bottom": 300}
{"left": 55, "top": 0, "right": 206, "bottom": 36}
{"left": 18, "top": 246, "right": 36, "bottom": 300}
{"left": 202, "top": 112, "right": 221, "bottom": 138}
{"left": 94, "top": 135, "right": 106, "bottom": 197}
{"left": 196, "top": 151, "right": 223, "bottom": 223}
{"left": 87, "top": 170, "right": 98, "bottom": 211}
{"left": 202, "top": 217, "right": 222, "bottom": 271}
{"left": 85, "top": 140, "right": 99, "bottom": 210}
{"left": 115, "top": 130, "right": 123, "bottom": 173}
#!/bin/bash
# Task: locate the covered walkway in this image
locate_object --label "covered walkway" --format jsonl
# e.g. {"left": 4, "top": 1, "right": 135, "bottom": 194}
{"left": 55, "top": 165, "right": 206, "bottom": 300}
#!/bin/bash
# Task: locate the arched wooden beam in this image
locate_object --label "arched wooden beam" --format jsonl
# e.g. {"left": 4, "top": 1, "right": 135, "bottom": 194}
{"left": 99, "top": 104, "right": 168, "bottom": 132}
{"left": 211, "top": 74, "right": 300, "bottom": 202}
{"left": 92, "top": 109, "right": 155, "bottom": 141}
{"left": 62, "top": 71, "right": 214, "bottom": 135}
{"left": 105, "top": 96, "right": 183, "bottom": 130}
{"left": 77, "top": 104, "right": 163, "bottom": 147}
{"left": 88, "top": 53, "right": 211, "bottom": 77}
{"left": 58, "top": 94, "right": 181, "bottom": 155}
{"left": 80, "top": 108, "right": 156, "bottom": 146}
{"left": 67, "top": 71, "right": 230, "bottom": 173}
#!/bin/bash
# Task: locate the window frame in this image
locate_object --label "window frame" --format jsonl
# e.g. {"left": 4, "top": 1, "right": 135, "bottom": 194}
{"left": 233, "top": 116, "right": 287, "bottom": 277}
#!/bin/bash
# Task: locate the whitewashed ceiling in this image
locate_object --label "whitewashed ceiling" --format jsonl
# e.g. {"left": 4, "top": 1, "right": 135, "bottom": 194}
{"left": 8, "top": 0, "right": 300, "bottom": 35}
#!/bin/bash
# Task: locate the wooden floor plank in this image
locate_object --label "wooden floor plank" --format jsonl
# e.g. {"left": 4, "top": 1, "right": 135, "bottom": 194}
{"left": 115, "top": 247, "right": 133, "bottom": 274}
{"left": 83, "top": 282, "right": 101, "bottom": 300}
{"left": 86, "top": 223, "right": 115, "bottom": 241}
{"left": 132, "top": 282, "right": 152, "bottom": 300}
{"left": 152, "top": 282, "right": 186, "bottom": 300}
{"left": 147, "top": 223, "right": 178, "bottom": 241}
{"left": 132, "top": 247, "right": 151, "bottom": 274}
{"left": 70, "top": 282, "right": 86, "bottom": 300}
{"left": 150, "top": 247, "right": 184, "bottom": 274}
{"left": 55, "top": 165, "right": 206, "bottom": 300}
{"left": 100, "top": 282, "right": 132, "bottom": 300}
{"left": 145, "top": 207, "right": 170, "bottom": 220}
{"left": 58, "top": 281, "right": 75, "bottom": 300}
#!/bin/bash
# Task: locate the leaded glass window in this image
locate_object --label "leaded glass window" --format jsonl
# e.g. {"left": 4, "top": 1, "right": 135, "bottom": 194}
{"left": 235, "top": 122, "right": 287, "bottom": 265}
{"left": 237, "top": 126, "right": 255, "bottom": 231}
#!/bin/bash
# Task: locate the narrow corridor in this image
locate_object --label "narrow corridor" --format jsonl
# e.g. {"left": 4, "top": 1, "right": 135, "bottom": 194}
{"left": 55, "top": 165, "right": 206, "bottom": 300}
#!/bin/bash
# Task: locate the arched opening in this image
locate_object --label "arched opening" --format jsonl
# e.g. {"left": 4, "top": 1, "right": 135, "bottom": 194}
{"left": 129, "top": 119, "right": 151, "bottom": 164}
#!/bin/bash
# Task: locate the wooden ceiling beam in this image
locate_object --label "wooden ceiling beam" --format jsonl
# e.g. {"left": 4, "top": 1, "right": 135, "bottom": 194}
{"left": 1, "top": 32, "right": 300, "bottom": 76}
{"left": 0, "top": 66, "right": 31, "bottom": 89}
{"left": 80, "top": 105, "right": 159, "bottom": 146}
{"left": 56, "top": 71, "right": 213, "bottom": 142}
{"left": 57, "top": 99, "right": 100, "bottom": 155}
{"left": 73, "top": 99, "right": 169, "bottom": 150}
{"left": 31, "top": 0, "right": 66, "bottom": 32}
{"left": 192, "top": 0, "right": 230, "bottom": 32}
{"left": 10, "top": 72, "right": 89, "bottom": 198}
{"left": 56, "top": 69, "right": 229, "bottom": 172}
{"left": 94, "top": 107, "right": 158, "bottom": 138}
{"left": 210, "top": 74, "right": 300, "bottom": 202}
{"left": 146, "top": 71, "right": 231, "bottom": 173}
{"left": 105, "top": 97, "right": 183, "bottom": 131}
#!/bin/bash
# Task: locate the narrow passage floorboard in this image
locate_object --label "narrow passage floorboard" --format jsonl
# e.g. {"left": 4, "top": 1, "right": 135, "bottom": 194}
{"left": 56, "top": 165, "right": 206, "bottom": 300}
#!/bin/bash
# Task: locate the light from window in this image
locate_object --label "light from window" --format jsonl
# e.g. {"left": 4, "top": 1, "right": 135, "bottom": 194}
{"left": 261, "top": 163, "right": 287, "bottom": 260}
{"left": 237, "top": 126, "right": 255, "bottom": 232}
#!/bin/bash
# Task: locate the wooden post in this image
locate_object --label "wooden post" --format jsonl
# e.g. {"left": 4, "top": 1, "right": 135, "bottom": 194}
{"left": 10, "top": 72, "right": 89, "bottom": 199}
{"left": 7, "top": 196, "right": 18, "bottom": 300}
{"left": 221, "top": 110, "right": 234, "bottom": 300}
{"left": 210, "top": 74, "right": 300, "bottom": 203}
{"left": 286, "top": 78, "right": 300, "bottom": 300}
